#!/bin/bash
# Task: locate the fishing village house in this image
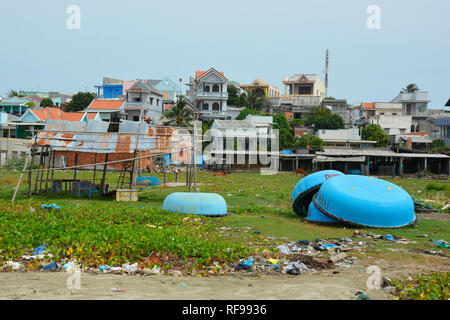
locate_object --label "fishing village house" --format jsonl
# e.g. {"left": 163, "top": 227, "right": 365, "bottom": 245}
{"left": 186, "top": 68, "right": 231, "bottom": 120}
{"left": 269, "top": 74, "right": 326, "bottom": 120}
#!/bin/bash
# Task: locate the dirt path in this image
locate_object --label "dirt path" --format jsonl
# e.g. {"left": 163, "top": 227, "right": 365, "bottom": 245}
{"left": 0, "top": 266, "right": 392, "bottom": 300}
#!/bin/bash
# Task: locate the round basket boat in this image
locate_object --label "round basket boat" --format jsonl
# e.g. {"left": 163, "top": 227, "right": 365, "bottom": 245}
{"left": 292, "top": 170, "right": 344, "bottom": 215}
{"left": 305, "top": 199, "right": 340, "bottom": 224}
{"left": 163, "top": 192, "right": 227, "bottom": 216}
{"left": 313, "top": 175, "right": 416, "bottom": 228}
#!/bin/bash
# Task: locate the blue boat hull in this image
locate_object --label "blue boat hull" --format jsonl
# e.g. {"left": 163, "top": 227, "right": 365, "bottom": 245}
{"left": 163, "top": 192, "right": 227, "bottom": 216}
{"left": 314, "top": 175, "right": 416, "bottom": 228}
{"left": 136, "top": 176, "right": 162, "bottom": 186}
{"left": 306, "top": 200, "right": 339, "bottom": 224}
{"left": 292, "top": 170, "right": 344, "bottom": 215}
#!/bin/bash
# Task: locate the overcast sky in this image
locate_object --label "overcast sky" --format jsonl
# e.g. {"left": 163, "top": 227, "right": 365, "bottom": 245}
{"left": 1, "top": 0, "right": 449, "bottom": 107}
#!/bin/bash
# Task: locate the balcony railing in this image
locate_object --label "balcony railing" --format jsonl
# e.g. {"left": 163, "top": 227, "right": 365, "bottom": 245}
{"left": 196, "top": 92, "right": 228, "bottom": 99}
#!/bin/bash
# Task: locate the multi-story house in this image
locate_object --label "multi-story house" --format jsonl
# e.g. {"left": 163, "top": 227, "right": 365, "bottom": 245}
{"left": 360, "top": 102, "right": 412, "bottom": 136}
{"left": 146, "top": 77, "right": 182, "bottom": 107}
{"left": 240, "top": 79, "right": 281, "bottom": 98}
{"left": 269, "top": 74, "right": 326, "bottom": 119}
{"left": 123, "top": 80, "right": 163, "bottom": 123}
{"left": 391, "top": 91, "right": 430, "bottom": 132}
{"left": 186, "top": 68, "right": 230, "bottom": 120}
{"left": 322, "top": 98, "right": 351, "bottom": 126}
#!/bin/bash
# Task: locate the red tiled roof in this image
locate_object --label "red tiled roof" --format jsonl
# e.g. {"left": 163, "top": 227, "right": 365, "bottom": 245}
{"left": 164, "top": 104, "right": 173, "bottom": 110}
{"left": 403, "top": 132, "right": 427, "bottom": 136}
{"left": 30, "top": 108, "right": 85, "bottom": 121}
{"left": 363, "top": 103, "right": 375, "bottom": 109}
{"left": 195, "top": 69, "right": 225, "bottom": 79}
{"left": 87, "top": 99, "right": 124, "bottom": 110}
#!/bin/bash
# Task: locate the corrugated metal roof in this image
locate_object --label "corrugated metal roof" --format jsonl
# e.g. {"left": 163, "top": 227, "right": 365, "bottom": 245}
{"left": 316, "top": 149, "right": 449, "bottom": 158}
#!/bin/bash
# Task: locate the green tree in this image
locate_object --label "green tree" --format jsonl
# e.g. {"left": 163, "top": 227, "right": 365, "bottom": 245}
{"left": 305, "top": 106, "right": 345, "bottom": 130}
{"left": 40, "top": 98, "right": 54, "bottom": 108}
{"left": 7, "top": 90, "right": 24, "bottom": 98}
{"left": 293, "top": 134, "right": 324, "bottom": 149}
{"left": 273, "top": 114, "right": 295, "bottom": 150}
{"left": 245, "top": 91, "right": 268, "bottom": 111}
{"left": 361, "top": 124, "right": 390, "bottom": 147}
{"left": 227, "top": 85, "right": 246, "bottom": 107}
{"left": 401, "top": 83, "right": 419, "bottom": 93}
{"left": 235, "top": 107, "right": 262, "bottom": 120}
{"left": 25, "top": 101, "right": 35, "bottom": 108}
{"left": 66, "top": 92, "right": 96, "bottom": 112}
{"left": 160, "top": 95, "right": 194, "bottom": 127}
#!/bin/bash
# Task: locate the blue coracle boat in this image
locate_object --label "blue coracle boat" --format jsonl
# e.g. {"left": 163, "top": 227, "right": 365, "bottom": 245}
{"left": 136, "top": 176, "right": 162, "bottom": 186}
{"left": 313, "top": 175, "right": 416, "bottom": 228}
{"left": 306, "top": 200, "right": 339, "bottom": 224}
{"left": 163, "top": 192, "right": 227, "bottom": 216}
{"left": 292, "top": 170, "right": 344, "bottom": 215}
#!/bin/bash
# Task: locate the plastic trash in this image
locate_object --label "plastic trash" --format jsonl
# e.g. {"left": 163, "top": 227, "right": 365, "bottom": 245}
{"left": 122, "top": 262, "right": 138, "bottom": 273}
{"left": 269, "top": 258, "right": 279, "bottom": 264}
{"left": 295, "top": 240, "right": 312, "bottom": 246}
{"left": 110, "top": 267, "right": 122, "bottom": 273}
{"left": 63, "top": 261, "right": 79, "bottom": 271}
{"left": 41, "top": 203, "right": 61, "bottom": 210}
{"left": 241, "top": 259, "right": 254, "bottom": 267}
{"left": 383, "top": 234, "right": 397, "bottom": 241}
{"left": 6, "top": 261, "right": 25, "bottom": 271}
{"left": 433, "top": 240, "right": 450, "bottom": 249}
{"left": 33, "top": 244, "right": 47, "bottom": 255}
{"left": 43, "top": 262, "right": 58, "bottom": 270}
{"left": 30, "top": 207, "right": 35, "bottom": 213}
{"left": 236, "top": 259, "right": 253, "bottom": 271}
{"left": 109, "top": 287, "right": 126, "bottom": 292}
{"left": 180, "top": 282, "right": 189, "bottom": 288}
{"left": 276, "top": 245, "right": 291, "bottom": 255}
{"left": 99, "top": 265, "right": 111, "bottom": 272}
{"left": 282, "top": 262, "right": 308, "bottom": 275}
{"left": 355, "top": 291, "right": 371, "bottom": 300}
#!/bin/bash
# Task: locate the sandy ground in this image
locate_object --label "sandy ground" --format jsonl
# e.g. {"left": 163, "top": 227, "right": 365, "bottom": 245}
{"left": 0, "top": 265, "right": 394, "bottom": 300}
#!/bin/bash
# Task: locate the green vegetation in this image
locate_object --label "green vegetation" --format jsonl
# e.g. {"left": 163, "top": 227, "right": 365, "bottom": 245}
{"left": 392, "top": 272, "right": 449, "bottom": 300}
{"left": 227, "top": 85, "right": 246, "bottom": 107}
{"left": 431, "top": 139, "right": 450, "bottom": 152}
{"left": 40, "top": 98, "right": 54, "bottom": 108}
{"left": 293, "top": 134, "right": 324, "bottom": 149}
{"left": 304, "top": 106, "right": 345, "bottom": 130}
{"left": 400, "top": 83, "right": 419, "bottom": 94}
{"left": 362, "top": 124, "right": 390, "bottom": 147}
{"left": 66, "top": 91, "right": 96, "bottom": 112}
{"left": 160, "top": 95, "right": 194, "bottom": 127}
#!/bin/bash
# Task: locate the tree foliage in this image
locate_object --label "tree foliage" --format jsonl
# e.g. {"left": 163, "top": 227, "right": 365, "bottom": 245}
{"left": 66, "top": 92, "right": 96, "bottom": 112}
{"left": 227, "top": 85, "right": 246, "bottom": 107}
{"left": 7, "top": 90, "right": 24, "bottom": 98}
{"left": 160, "top": 95, "right": 194, "bottom": 127}
{"left": 293, "top": 134, "right": 324, "bottom": 149}
{"left": 361, "top": 124, "right": 390, "bottom": 147}
{"left": 401, "top": 83, "right": 419, "bottom": 93}
{"left": 305, "top": 106, "right": 345, "bottom": 130}
{"left": 40, "top": 98, "right": 54, "bottom": 108}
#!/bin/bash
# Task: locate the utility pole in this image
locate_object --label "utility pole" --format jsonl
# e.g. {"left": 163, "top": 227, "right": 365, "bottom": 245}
{"left": 324, "top": 49, "right": 329, "bottom": 98}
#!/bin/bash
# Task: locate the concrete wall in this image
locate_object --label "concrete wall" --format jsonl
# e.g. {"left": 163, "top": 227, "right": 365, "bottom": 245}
{"left": 316, "top": 128, "right": 361, "bottom": 141}
{"left": 370, "top": 115, "right": 412, "bottom": 135}
{"left": 0, "top": 137, "right": 30, "bottom": 166}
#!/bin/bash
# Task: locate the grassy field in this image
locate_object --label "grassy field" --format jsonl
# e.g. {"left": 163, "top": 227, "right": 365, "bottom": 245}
{"left": 0, "top": 169, "right": 448, "bottom": 278}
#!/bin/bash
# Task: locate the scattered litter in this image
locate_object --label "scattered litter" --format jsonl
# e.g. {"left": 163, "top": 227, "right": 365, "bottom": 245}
{"left": 383, "top": 234, "right": 397, "bottom": 241}
{"left": 260, "top": 216, "right": 265, "bottom": 219}
{"left": 276, "top": 245, "right": 291, "bottom": 255}
{"left": 328, "top": 252, "right": 347, "bottom": 263}
{"left": 30, "top": 207, "right": 35, "bottom": 213}
{"left": 6, "top": 261, "right": 25, "bottom": 271}
{"left": 282, "top": 262, "right": 308, "bottom": 275}
{"left": 433, "top": 240, "right": 450, "bottom": 249}
{"left": 169, "top": 269, "right": 182, "bottom": 276}
{"left": 41, "top": 203, "right": 61, "bottom": 210}
{"left": 236, "top": 258, "right": 254, "bottom": 271}
{"left": 43, "top": 262, "right": 58, "bottom": 271}
{"left": 110, "top": 267, "right": 122, "bottom": 273}
{"left": 253, "top": 231, "right": 261, "bottom": 235}
{"left": 99, "top": 265, "right": 111, "bottom": 272}
{"left": 33, "top": 244, "right": 47, "bottom": 255}
{"left": 143, "top": 266, "right": 161, "bottom": 275}
{"left": 122, "top": 262, "right": 138, "bottom": 273}
{"left": 355, "top": 291, "right": 371, "bottom": 300}
{"left": 269, "top": 258, "right": 279, "bottom": 265}
{"left": 295, "top": 240, "right": 312, "bottom": 246}
{"left": 442, "top": 204, "right": 450, "bottom": 211}
{"left": 180, "top": 282, "right": 189, "bottom": 288}
{"left": 63, "top": 261, "right": 79, "bottom": 271}
{"left": 109, "top": 287, "right": 126, "bottom": 292}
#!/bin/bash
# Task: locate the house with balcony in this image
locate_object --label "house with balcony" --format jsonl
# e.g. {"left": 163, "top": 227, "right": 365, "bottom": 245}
{"left": 123, "top": 80, "right": 164, "bottom": 123}
{"left": 269, "top": 74, "right": 326, "bottom": 119}
{"left": 186, "top": 68, "right": 230, "bottom": 121}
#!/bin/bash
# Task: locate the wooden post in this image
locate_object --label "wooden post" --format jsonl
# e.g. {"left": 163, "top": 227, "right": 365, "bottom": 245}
{"left": 163, "top": 164, "right": 167, "bottom": 185}
{"left": 44, "top": 149, "right": 52, "bottom": 193}
{"left": 12, "top": 154, "right": 31, "bottom": 202}
{"left": 34, "top": 146, "right": 44, "bottom": 193}
{"left": 50, "top": 149, "right": 56, "bottom": 194}
{"left": 100, "top": 153, "right": 109, "bottom": 194}
{"left": 129, "top": 108, "right": 143, "bottom": 202}
{"left": 93, "top": 153, "right": 97, "bottom": 186}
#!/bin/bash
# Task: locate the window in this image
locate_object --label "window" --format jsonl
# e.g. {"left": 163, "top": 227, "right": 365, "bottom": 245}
{"left": 212, "top": 84, "right": 219, "bottom": 92}
{"left": 380, "top": 112, "right": 384, "bottom": 115}
{"left": 203, "top": 103, "right": 209, "bottom": 110}
{"left": 212, "top": 103, "right": 220, "bottom": 111}
{"left": 204, "top": 85, "right": 210, "bottom": 92}
{"left": 392, "top": 113, "right": 397, "bottom": 116}
{"left": 133, "top": 116, "right": 139, "bottom": 121}
{"left": 150, "top": 98, "right": 154, "bottom": 104}
{"left": 156, "top": 99, "right": 159, "bottom": 105}
{"left": 400, "top": 129, "right": 406, "bottom": 134}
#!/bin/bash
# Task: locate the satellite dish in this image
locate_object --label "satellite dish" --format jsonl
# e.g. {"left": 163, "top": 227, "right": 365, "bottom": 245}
{"left": 324, "top": 105, "right": 332, "bottom": 110}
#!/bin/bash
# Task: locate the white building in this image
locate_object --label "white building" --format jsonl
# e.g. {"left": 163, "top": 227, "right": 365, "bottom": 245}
{"left": 187, "top": 68, "right": 230, "bottom": 120}
{"left": 123, "top": 80, "right": 163, "bottom": 123}
{"left": 369, "top": 115, "right": 412, "bottom": 136}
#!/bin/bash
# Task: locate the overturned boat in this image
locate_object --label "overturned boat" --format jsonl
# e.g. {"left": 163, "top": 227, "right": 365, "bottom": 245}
{"left": 163, "top": 192, "right": 227, "bottom": 216}
{"left": 292, "top": 170, "right": 344, "bottom": 215}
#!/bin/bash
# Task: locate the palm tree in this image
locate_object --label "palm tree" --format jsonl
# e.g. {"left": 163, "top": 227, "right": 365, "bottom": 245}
{"left": 7, "top": 89, "right": 24, "bottom": 98}
{"left": 401, "top": 83, "right": 419, "bottom": 93}
{"left": 160, "top": 95, "right": 194, "bottom": 127}
{"left": 246, "top": 91, "right": 268, "bottom": 111}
